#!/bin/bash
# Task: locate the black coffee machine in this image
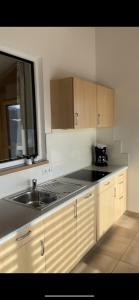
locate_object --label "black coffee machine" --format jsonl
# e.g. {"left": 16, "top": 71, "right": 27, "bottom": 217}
{"left": 94, "top": 144, "right": 108, "bottom": 166}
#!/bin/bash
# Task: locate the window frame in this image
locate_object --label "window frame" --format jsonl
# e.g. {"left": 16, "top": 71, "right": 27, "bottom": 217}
{"left": 0, "top": 48, "right": 46, "bottom": 169}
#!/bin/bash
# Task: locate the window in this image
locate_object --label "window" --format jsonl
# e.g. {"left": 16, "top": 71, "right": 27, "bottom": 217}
{"left": 0, "top": 51, "right": 38, "bottom": 163}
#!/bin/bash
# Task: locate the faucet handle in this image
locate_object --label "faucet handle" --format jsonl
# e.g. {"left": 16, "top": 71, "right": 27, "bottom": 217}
{"left": 32, "top": 178, "right": 37, "bottom": 188}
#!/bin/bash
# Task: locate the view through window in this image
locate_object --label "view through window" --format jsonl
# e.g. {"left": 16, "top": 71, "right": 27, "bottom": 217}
{"left": 0, "top": 51, "right": 38, "bottom": 163}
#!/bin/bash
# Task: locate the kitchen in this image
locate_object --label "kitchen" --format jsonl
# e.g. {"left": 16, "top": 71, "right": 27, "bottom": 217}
{"left": 0, "top": 27, "right": 139, "bottom": 277}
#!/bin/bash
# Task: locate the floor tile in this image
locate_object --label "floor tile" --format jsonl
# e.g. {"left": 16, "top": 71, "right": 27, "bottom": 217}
{"left": 134, "top": 231, "right": 139, "bottom": 241}
{"left": 71, "top": 215, "right": 139, "bottom": 273}
{"left": 71, "top": 261, "right": 100, "bottom": 273}
{"left": 110, "top": 225, "right": 138, "bottom": 239}
{"left": 121, "top": 240, "right": 139, "bottom": 267}
{"left": 84, "top": 250, "right": 118, "bottom": 273}
{"left": 112, "top": 261, "right": 139, "bottom": 273}
{"left": 116, "top": 215, "right": 139, "bottom": 231}
{"left": 98, "top": 235, "right": 132, "bottom": 259}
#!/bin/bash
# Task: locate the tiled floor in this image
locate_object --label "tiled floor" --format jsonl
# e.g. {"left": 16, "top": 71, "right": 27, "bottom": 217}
{"left": 71, "top": 214, "right": 139, "bottom": 273}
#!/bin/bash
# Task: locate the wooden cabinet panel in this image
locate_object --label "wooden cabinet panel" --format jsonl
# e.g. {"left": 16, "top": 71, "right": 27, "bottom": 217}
{"left": 43, "top": 190, "right": 96, "bottom": 273}
{"left": 97, "top": 84, "right": 114, "bottom": 127}
{"left": 97, "top": 180, "right": 115, "bottom": 239}
{"left": 96, "top": 177, "right": 115, "bottom": 194}
{"left": 76, "top": 192, "right": 96, "bottom": 260}
{"left": 50, "top": 78, "right": 74, "bottom": 129}
{"left": 114, "top": 170, "right": 127, "bottom": 221}
{"left": 50, "top": 77, "right": 97, "bottom": 129}
{"left": 0, "top": 220, "right": 45, "bottom": 273}
{"left": 43, "top": 202, "right": 77, "bottom": 273}
{"left": 73, "top": 78, "right": 96, "bottom": 128}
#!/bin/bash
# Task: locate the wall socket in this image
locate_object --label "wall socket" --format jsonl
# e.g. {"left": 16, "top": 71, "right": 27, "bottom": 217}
{"left": 41, "top": 165, "right": 52, "bottom": 175}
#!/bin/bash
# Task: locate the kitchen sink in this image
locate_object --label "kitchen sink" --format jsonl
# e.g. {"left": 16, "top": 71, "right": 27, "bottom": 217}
{"left": 12, "top": 190, "right": 56, "bottom": 205}
{"left": 10, "top": 189, "right": 58, "bottom": 209}
{"left": 5, "top": 179, "right": 86, "bottom": 210}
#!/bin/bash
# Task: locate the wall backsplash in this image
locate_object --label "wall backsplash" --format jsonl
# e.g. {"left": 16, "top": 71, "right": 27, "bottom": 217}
{"left": 96, "top": 127, "right": 128, "bottom": 166}
{"left": 46, "top": 128, "right": 96, "bottom": 178}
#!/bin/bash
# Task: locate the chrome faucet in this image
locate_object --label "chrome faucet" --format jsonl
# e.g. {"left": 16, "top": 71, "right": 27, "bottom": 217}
{"left": 32, "top": 178, "right": 37, "bottom": 190}
{"left": 32, "top": 179, "right": 39, "bottom": 205}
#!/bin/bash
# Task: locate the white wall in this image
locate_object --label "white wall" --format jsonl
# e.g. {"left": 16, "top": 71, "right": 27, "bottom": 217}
{"left": 0, "top": 27, "right": 96, "bottom": 198}
{"left": 96, "top": 27, "right": 139, "bottom": 213}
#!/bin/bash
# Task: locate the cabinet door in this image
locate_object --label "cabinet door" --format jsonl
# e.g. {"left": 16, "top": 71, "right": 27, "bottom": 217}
{"left": 116, "top": 170, "right": 127, "bottom": 218}
{"left": 43, "top": 201, "right": 77, "bottom": 273}
{"left": 74, "top": 78, "right": 97, "bottom": 128}
{"left": 114, "top": 184, "right": 121, "bottom": 222}
{"left": 97, "top": 184, "right": 115, "bottom": 239}
{"left": 97, "top": 84, "right": 114, "bottom": 127}
{"left": 76, "top": 191, "right": 96, "bottom": 261}
{"left": 13, "top": 232, "right": 45, "bottom": 273}
{"left": 0, "top": 221, "right": 45, "bottom": 273}
{"left": 50, "top": 78, "right": 74, "bottom": 129}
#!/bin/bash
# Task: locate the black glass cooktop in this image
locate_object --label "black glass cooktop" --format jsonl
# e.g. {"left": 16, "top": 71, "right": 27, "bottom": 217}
{"left": 64, "top": 169, "right": 111, "bottom": 182}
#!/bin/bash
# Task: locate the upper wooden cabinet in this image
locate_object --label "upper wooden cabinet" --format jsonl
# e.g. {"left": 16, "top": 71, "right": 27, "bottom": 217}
{"left": 96, "top": 84, "right": 114, "bottom": 127}
{"left": 50, "top": 77, "right": 97, "bottom": 129}
{"left": 50, "top": 78, "right": 114, "bottom": 129}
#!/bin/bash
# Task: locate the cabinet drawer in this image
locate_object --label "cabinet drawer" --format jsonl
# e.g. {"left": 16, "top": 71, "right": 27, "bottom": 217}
{"left": 117, "top": 170, "right": 127, "bottom": 182}
{"left": 77, "top": 191, "right": 95, "bottom": 207}
{"left": 97, "top": 177, "right": 115, "bottom": 193}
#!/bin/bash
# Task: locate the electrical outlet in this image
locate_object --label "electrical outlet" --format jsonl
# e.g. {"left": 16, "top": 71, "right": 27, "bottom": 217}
{"left": 42, "top": 165, "right": 52, "bottom": 175}
{"left": 42, "top": 167, "right": 48, "bottom": 175}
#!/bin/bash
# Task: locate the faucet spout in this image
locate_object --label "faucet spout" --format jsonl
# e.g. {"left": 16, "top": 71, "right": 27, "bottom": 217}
{"left": 32, "top": 179, "right": 40, "bottom": 206}
{"left": 32, "top": 179, "right": 37, "bottom": 190}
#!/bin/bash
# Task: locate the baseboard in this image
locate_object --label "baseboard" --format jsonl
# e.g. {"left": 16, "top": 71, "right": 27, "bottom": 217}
{"left": 125, "top": 210, "right": 139, "bottom": 219}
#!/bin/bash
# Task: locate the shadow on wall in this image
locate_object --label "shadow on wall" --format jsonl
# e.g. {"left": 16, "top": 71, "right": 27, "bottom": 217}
{"left": 107, "top": 140, "right": 128, "bottom": 166}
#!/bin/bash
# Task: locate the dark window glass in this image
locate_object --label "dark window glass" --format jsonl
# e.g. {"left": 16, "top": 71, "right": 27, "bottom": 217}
{"left": 0, "top": 51, "right": 38, "bottom": 162}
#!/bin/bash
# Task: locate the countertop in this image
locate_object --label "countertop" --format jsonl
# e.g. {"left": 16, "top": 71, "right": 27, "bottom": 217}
{"left": 0, "top": 164, "right": 128, "bottom": 243}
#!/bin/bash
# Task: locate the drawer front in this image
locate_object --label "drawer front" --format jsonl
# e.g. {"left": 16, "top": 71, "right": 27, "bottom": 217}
{"left": 116, "top": 170, "right": 127, "bottom": 198}
{"left": 117, "top": 170, "right": 127, "bottom": 181}
{"left": 97, "top": 177, "right": 115, "bottom": 194}
{"left": 77, "top": 191, "right": 95, "bottom": 207}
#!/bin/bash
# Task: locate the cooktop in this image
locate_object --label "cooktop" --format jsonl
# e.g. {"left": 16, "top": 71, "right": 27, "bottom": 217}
{"left": 64, "top": 169, "right": 111, "bottom": 182}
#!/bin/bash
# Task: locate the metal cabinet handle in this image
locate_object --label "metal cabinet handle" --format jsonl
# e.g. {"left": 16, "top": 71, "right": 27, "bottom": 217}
{"left": 119, "top": 173, "right": 124, "bottom": 177}
{"left": 74, "top": 113, "right": 79, "bottom": 126}
{"left": 74, "top": 202, "right": 77, "bottom": 218}
{"left": 40, "top": 240, "right": 45, "bottom": 256}
{"left": 16, "top": 230, "right": 31, "bottom": 241}
{"left": 114, "top": 187, "right": 116, "bottom": 197}
{"left": 105, "top": 181, "right": 111, "bottom": 186}
{"left": 84, "top": 193, "right": 93, "bottom": 199}
{"left": 97, "top": 113, "right": 100, "bottom": 125}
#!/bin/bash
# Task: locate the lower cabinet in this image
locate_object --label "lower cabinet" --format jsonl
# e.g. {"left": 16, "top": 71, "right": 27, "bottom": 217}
{"left": 97, "top": 177, "right": 115, "bottom": 239}
{"left": 43, "top": 201, "right": 77, "bottom": 273}
{"left": 0, "top": 220, "right": 45, "bottom": 273}
{"left": 76, "top": 191, "right": 96, "bottom": 261}
{"left": 43, "top": 189, "right": 96, "bottom": 273}
{"left": 114, "top": 170, "right": 127, "bottom": 221}
{"left": 97, "top": 170, "right": 127, "bottom": 240}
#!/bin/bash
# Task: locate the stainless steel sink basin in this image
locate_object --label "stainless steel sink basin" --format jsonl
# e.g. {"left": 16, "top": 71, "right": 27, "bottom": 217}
{"left": 13, "top": 190, "right": 47, "bottom": 204}
{"left": 11, "top": 190, "right": 58, "bottom": 209}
